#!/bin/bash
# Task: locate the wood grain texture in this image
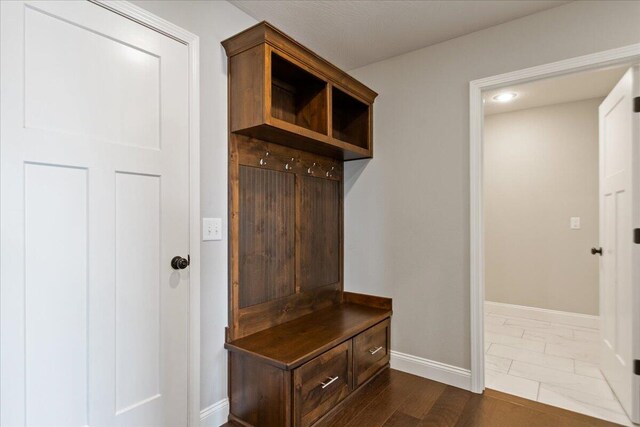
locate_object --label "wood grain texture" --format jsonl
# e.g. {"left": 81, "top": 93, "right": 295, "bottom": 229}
{"left": 271, "top": 82, "right": 296, "bottom": 124}
{"left": 224, "top": 369, "right": 620, "bottom": 427}
{"left": 226, "top": 309, "right": 391, "bottom": 427}
{"left": 294, "top": 341, "right": 353, "bottom": 427}
{"left": 221, "top": 21, "right": 377, "bottom": 104}
{"left": 231, "top": 135, "right": 346, "bottom": 340}
{"left": 239, "top": 166, "right": 295, "bottom": 308}
{"left": 316, "top": 368, "right": 395, "bottom": 427}
{"left": 417, "top": 386, "right": 471, "bottom": 426}
{"left": 271, "top": 52, "right": 327, "bottom": 135}
{"left": 226, "top": 303, "right": 391, "bottom": 370}
{"left": 229, "top": 352, "right": 290, "bottom": 426}
{"left": 225, "top": 23, "right": 387, "bottom": 427}
{"left": 236, "top": 122, "right": 370, "bottom": 160}
{"left": 343, "top": 291, "right": 392, "bottom": 311}
{"left": 237, "top": 136, "right": 343, "bottom": 182}
{"left": 223, "top": 22, "right": 376, "bottom": 161}
{"left": 332, "top": 86, "right": 370, "bottom": 149}
{"left": 229, "top": 135, "right": 241, "bottom": 336}
{"left": 236, "top": 284, "right": 341, "bottom": 340}
{"left": 281, "top": 369, "right": 618, "bottom": 427}
{"left": 229, "top": 45, "right": 265, "bottom": 132}
{"left": 299, "top": 175, "right": 340, "bottom": 292}
{"left": 382, "top": 412, "right": 421, "bottom": 427}
{"left": 353, "top": 319, "right": 390, "bottom": 387}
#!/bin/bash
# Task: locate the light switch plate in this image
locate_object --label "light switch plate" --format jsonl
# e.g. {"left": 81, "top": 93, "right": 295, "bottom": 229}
{"left": 203, "top": 218, "right": 222, "bottom": 241}
{"left": 570, "top": 217, "right": 581, "bottom": 230}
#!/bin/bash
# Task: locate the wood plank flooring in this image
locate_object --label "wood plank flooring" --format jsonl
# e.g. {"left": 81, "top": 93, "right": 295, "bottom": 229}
{"left": 223, "top": 368, "right": 621, "bottom": 426}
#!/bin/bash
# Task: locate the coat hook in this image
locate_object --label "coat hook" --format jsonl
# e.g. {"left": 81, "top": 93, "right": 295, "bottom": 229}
{"left": 307, "top": 162, "right": 316, "bottom": 174}
{"left": 285, "top": 157, "right": 295, "bottom": 170}
{"left": 326, "top": 166, "right": 335, "bottom": 178}
{"left": 259, "top": 151, "right": 270, "bottom": 166}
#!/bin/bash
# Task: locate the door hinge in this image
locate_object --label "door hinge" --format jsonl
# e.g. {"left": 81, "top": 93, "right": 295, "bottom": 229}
{"left": 635, "top": 96, "right": 640, "bottom": 113}
{"left": 635, "top": 228, "right": 640, "bottom": 244}
{"left": 635, "top": 359, "right": 640, "bottom": 375}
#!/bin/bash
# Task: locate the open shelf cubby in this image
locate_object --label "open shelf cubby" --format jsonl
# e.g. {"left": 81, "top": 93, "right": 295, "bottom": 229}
{"left": 223, "top": 22, "right": 376, "bottom": 160}
{"left": 331, "top": 86, "right": 370, "bottom": 149}
{"left": 271, "top": 52, "right": 328, "bottom": 135}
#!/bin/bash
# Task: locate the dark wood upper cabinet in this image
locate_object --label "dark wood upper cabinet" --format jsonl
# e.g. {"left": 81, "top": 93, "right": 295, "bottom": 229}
{"left": 222, "top": 22, "right": 377, "bottom": 160}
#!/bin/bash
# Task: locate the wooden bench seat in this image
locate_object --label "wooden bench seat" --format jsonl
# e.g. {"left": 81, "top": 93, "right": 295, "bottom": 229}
{"left": 225, "top": 300, "right": 391, "bottom": 370}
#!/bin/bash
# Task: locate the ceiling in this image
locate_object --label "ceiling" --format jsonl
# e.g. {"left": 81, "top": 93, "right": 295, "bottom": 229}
{"left": 231, "top": 1, "right": 570, "bottom": 70}
{"left": 483, "top": 65, "right": 629, "bottom": 115}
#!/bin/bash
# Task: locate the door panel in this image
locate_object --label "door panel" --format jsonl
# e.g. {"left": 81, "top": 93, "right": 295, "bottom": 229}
{"left": 1, "top": 1, "right": 190, "bottom": 425}
{"left": 24, "top": 5, "right": 161, "bottom": 148}
{"left": 24, "top": 163, "right": 89, "bottom": 426}
{"left": 115, "top": 173, "right": 162, "bottom": 414}
{"left": 598, "top": 66, "right": 639, "bottom": 423}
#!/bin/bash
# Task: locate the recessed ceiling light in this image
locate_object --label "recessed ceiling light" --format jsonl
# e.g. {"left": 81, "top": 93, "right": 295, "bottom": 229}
{"left": 492, "top": 92, "right": 518, "bottom": 103}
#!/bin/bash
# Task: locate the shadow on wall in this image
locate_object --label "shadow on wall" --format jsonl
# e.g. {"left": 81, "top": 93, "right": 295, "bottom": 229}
{"left": 344, "top": 158, "right": 369, "bottom": 195}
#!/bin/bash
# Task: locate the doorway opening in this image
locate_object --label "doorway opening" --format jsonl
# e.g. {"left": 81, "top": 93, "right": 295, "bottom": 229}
{"left": 483, "top": 63, "right": 624, "bottom": 423}
{"left": 476, "top": 63, "right": 638, "bottom": 425}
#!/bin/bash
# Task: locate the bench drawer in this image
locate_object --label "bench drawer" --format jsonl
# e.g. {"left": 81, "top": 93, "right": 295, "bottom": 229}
{"left": 353, "top": 319, "right": 390, "bottom": 387}
{"left": 293, "top": 341, "right": 353, "bottom": 426}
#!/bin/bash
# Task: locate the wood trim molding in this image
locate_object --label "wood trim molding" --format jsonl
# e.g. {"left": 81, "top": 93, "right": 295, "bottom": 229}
{"left": 200, "top": 398, "right": 230, "bottom": 427}
{"left": 469, "top": 43, "right": 640, "bottom": 395}
{"left": 91, "top": 0, "right": 198, "bottom": 44}
{"left": 343, "top": 291, "right": 392, "bottom": 311}
{"left": 390, "top": 350, "right": 471, "bottom": 391}
{"left": 91, "top": 1, "right": 202, "bottom": 424}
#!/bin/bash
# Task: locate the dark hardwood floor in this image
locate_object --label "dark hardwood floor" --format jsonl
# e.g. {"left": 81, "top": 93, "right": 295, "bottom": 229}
{"left": 223, "top": 368, "right": 621, "bottom": 426}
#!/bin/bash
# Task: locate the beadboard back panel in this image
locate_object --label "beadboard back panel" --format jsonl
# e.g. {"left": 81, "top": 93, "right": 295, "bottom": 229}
{"left": 229, "top": 135, "right": 344, "bottom": 340}
{"left": 239, "top": 166, "right": 296, "bottom": 309}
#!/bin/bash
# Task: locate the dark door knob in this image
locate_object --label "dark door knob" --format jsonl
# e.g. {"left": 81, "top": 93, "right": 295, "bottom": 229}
{"left": 171, "top": 255, "right": 190, "bottom": 270}
{"left": 591, "top": 247, "right": 603, "bottom": 256}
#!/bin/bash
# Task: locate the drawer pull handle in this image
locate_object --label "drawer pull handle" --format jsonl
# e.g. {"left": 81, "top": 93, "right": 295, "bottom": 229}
{"left": 369, "top": 346, "right": 383, "bottom": 355}
{"left": 320, "top": 376, "right": 339, "bottom": 389}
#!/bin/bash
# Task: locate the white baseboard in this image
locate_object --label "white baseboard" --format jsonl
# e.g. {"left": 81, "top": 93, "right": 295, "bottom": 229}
{"left": 485, "top": 301, "right": 599, "bottom": 329}
{"left": 200, "top": 398, "right": 229, "bottom": 427}
{"left": 390, "top": 350, "right": 471, "bottom": 391}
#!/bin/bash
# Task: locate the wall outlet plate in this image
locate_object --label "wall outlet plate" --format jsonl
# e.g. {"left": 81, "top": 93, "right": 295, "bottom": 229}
{"left": 203, "top": 217, "right": 222, "bottom": 241}
{"left": 570, "top": 217, "right": 581, "bottom": 230}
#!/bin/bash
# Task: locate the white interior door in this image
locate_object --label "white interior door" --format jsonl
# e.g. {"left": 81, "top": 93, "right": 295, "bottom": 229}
{"left": 598, "top": 65, "right": 640, "bottom": 424}
{"left": 1, "top": 1, "right": 191, "bottom": 425}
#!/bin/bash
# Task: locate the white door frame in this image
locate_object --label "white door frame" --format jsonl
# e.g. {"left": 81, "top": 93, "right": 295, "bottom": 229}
{"left": 90, "top": 1, "right": 201, "bottom": 424}
{"left": 469, "top": 43, "right": 640, "bottom": 394}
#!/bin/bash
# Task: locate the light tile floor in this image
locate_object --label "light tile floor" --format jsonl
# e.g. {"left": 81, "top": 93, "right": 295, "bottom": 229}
{"left": 484, "top": 311, "right": 635, "bottom": 426}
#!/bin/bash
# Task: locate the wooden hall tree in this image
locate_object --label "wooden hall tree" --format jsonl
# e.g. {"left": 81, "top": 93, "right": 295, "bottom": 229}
{"left": 223, "top": 22, "right": 391, "bottom": 427}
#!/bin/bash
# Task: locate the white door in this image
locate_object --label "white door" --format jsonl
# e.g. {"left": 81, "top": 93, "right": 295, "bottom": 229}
{"left": 1, "top": 1, "right": 191, "bottom": 426}
{"left": 598, "top": 65, "right": 639, "bottom": 424}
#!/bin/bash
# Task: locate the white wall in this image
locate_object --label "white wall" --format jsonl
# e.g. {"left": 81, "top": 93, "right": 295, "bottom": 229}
{"left": 345, "top": 1, "right": 640, "bottom": 371}
{"left": 484, "top": 99, "right": 601, "bottom": 316}
{"left": 130, "top": 0, "right": 256, "bottom": 412}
